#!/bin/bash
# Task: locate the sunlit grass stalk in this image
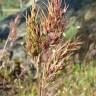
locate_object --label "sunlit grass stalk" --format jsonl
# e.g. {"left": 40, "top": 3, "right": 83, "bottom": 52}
{"left": 25, "top": 0, "right": 81, "bottom": 96}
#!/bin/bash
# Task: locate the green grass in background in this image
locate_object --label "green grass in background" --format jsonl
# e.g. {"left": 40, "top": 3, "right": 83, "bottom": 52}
{"left": 63, "top": 17, "right": 80, "bottom": 40}
{"left": 55, "top": 62, "right": 96, "bottom": 96}
{"left": 4, "top": 0, "right": 20, "bottom": 8}
{"left": 0, "top": 0, "right": 20, "bottom": 21}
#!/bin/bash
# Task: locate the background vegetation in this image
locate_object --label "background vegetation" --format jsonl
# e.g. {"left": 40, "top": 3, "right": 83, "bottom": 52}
{"left": 0, "top": 0, "right": 96, "bottom": 96}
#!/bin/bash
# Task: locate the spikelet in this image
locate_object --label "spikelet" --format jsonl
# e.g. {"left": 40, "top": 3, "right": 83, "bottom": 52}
{"left": 26, "top": 5, "right": 40, "bottom": 56}
{"left": 40, "top": 0, "right": 68, "bottom": 47}
{"left": 43, "top": 0, "right": 68, "bottom": 34}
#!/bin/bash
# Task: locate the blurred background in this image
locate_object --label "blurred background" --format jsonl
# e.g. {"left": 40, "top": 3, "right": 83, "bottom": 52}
{"left": 0, "top": 0, "right": 96, "bottom": 96}
{"left": 0, "top": 0, "right": 32, "bottom": 20}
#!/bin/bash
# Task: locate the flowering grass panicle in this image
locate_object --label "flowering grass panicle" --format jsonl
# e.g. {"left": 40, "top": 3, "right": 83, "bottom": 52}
{"left": 0, "top": 14, "right": 20, "bottom": 61}
{"left": 26, "top": 7, "right": 41, "bottom": 56}
{"left": 25, "top": 0, "right": 81, "bottom": 96}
